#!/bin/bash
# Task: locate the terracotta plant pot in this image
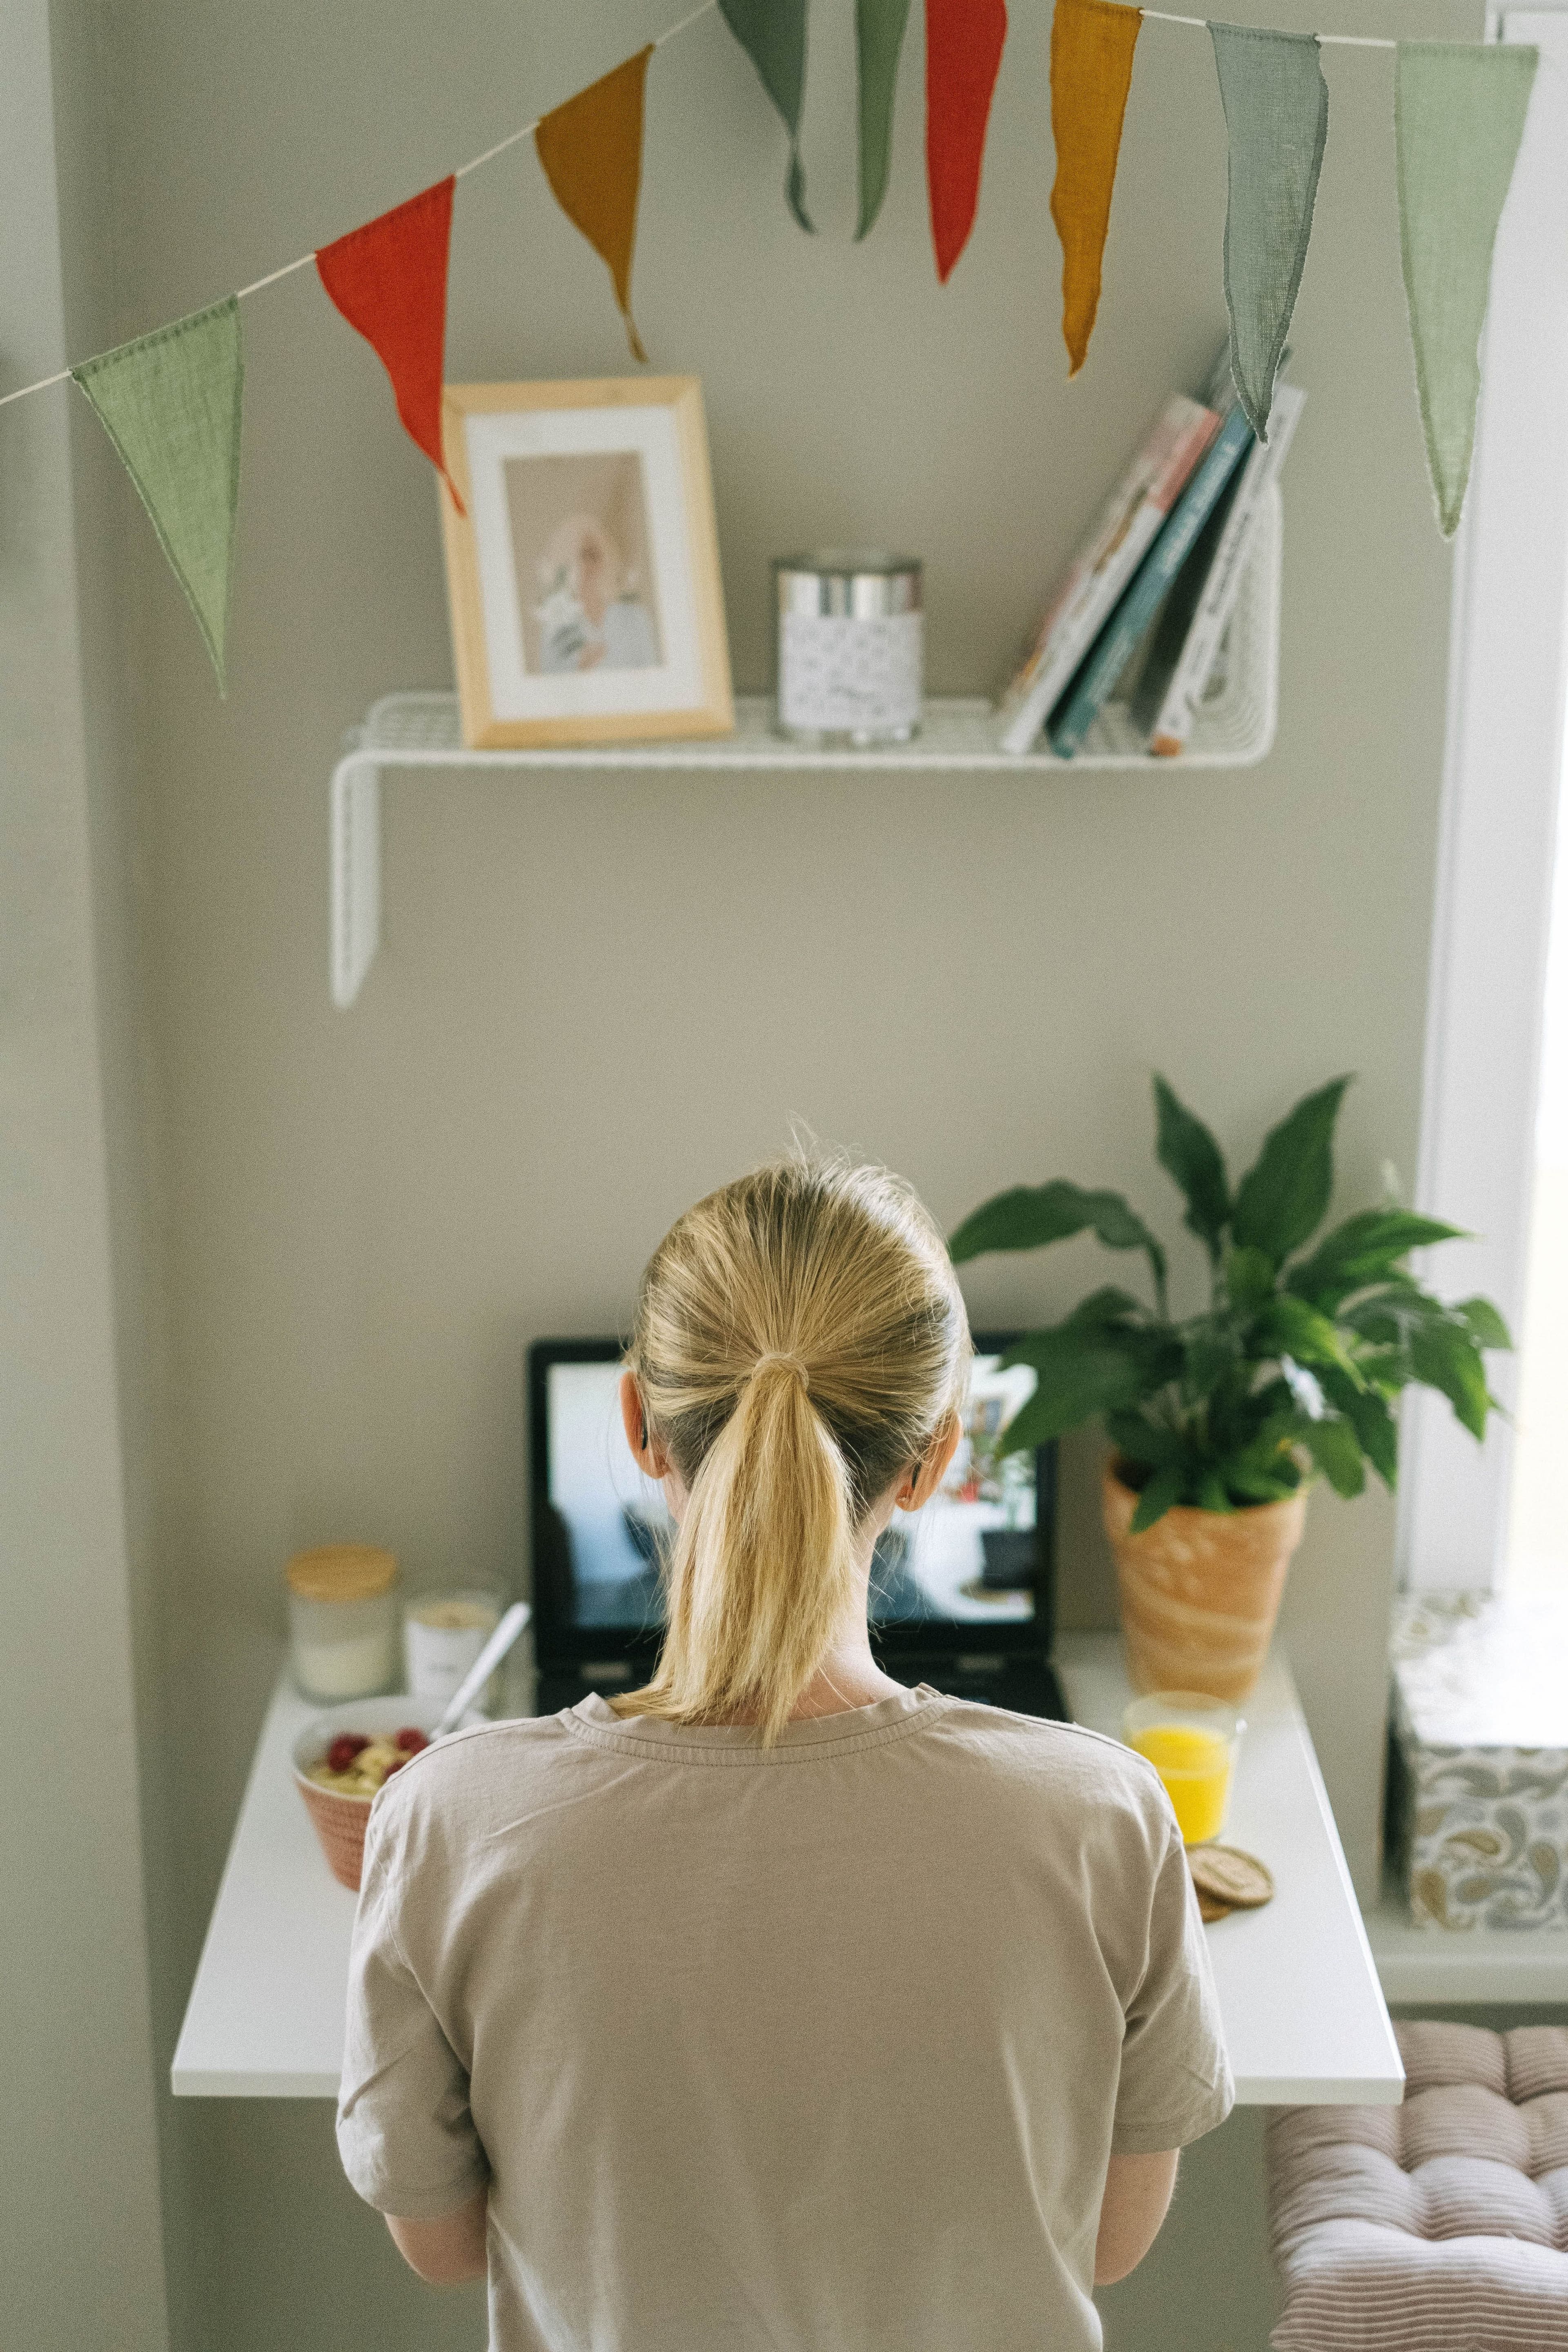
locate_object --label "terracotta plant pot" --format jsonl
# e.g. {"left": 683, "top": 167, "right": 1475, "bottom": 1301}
{"left": 1102, "top": 1458, "right": 1307, "bottom": 1703}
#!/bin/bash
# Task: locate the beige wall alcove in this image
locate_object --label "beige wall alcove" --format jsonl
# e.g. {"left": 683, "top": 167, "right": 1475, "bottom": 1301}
{"left": 16, "top": 0, "right": 1481, "bottom": 2343}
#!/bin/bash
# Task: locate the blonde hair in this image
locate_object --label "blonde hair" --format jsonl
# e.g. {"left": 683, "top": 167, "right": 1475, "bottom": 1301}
{"left": 616, "top": 1155, "right": 970, "bottom": 1740}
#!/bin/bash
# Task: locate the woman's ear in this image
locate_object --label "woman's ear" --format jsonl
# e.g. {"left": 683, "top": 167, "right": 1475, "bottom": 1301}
{"left": 900, "top": 1410, "right": 963, "bottom": 1510}
{"left": 619, "top": 1369, "right": 670, "bottom": 1480}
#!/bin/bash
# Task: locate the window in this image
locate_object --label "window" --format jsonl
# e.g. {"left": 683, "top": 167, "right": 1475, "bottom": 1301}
{"left": 1399, "top": 7, "right": 1568, "bottom": 1592}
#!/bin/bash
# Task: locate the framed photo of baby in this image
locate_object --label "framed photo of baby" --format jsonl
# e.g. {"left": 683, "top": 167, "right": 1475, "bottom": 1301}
{"left": 439, "top": 377, "right": 733, "bottom": 748}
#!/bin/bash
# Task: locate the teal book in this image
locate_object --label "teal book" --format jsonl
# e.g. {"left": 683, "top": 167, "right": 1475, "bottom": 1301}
{"left": 1047, "top": 399, "right": 1258, "bottom": 758}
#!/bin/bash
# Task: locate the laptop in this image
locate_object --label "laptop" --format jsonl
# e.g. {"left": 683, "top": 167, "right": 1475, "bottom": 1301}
{"left": 526, "top": 1335, "right": 1067, "bottom": 1722}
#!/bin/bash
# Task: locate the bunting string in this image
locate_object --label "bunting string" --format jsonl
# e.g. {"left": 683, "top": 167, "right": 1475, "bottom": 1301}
{"left": 0, "top": 0, "right": 1544, "bottom": 689}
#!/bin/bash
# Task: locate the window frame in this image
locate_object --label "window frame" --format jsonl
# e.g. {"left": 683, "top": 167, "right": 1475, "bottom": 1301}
{"left": 1399, "top": 5, "right": 1568, "bottom": 1590}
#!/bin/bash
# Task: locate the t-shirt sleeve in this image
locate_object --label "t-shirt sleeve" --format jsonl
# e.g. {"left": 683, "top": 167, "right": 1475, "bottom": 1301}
{"left": 1111, "top": 1815, "right": 1235, "bottom": 2155}
{"left": 336, "top": 1795, "right": 490, "bottom": 2218}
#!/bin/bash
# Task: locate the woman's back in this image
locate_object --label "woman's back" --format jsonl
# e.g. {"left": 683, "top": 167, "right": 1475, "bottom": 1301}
{"left": 341, "top": 1682, "right": 1228, "bottom": 2352}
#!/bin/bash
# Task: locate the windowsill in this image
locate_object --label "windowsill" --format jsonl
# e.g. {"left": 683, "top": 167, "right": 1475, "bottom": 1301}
{"left": 1362, "top": 1873, "right": 1568, "bottom": 2005}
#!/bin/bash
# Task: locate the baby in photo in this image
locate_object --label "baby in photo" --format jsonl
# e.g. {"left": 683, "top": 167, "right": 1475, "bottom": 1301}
{"left": 535, "top": 514, "right": 659, "bottom": 673}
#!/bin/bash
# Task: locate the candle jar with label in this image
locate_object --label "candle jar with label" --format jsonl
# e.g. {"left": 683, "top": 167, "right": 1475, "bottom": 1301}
{"left": 773, "top": 551, "right": 923, "bottom": 747}
{"left": 404, "top": 1587, "right": 507, "bottom": 1716}
{"left": 286, "top": 1545, "right": 401, "bottom": 1702}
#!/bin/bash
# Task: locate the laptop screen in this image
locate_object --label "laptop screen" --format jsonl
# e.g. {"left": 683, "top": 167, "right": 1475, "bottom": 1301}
{"left": 532, "top": 1342, "right": 1050, "bottom": 1647}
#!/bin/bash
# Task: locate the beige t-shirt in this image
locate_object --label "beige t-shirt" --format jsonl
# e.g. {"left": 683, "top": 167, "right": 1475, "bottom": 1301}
{"left": 339, "top": 1684, "right": 1233, "bottom": 2352}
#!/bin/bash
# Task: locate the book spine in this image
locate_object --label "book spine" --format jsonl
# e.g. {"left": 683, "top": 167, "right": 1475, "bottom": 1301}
{"left": 1046, "top": 404, "right": 1258, "bottom": 760}
{"left": 1149, "top": 386, "right": 1305, "bottom": 755}
{"left": 997, "top": 401, "right": 1220, "bottom": 755}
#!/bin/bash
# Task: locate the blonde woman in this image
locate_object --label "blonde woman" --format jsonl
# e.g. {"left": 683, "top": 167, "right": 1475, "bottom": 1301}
{"left": 338, "top": 1157, "right": 1233, "bottom": 2350}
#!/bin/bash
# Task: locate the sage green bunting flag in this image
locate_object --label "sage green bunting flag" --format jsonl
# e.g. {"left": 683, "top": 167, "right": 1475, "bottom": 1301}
{"left": 1396, "top": 41, "right": 1537, "bottom": 539}
{"left": 1209, "top": 23, "right": 1327, "bottom": 441}
{"left": 73, "top": 297, "right": 243, "bottom": 690}
{"left": 719, "top": 0, "right": 813, "bottom": 231}
{"left": 856, "top": 0, "right": 913, "bottom": 238}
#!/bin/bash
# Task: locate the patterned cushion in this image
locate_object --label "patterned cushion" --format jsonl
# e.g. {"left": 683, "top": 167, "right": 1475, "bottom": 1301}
{"left": 1267, "top": 2022, "right": 1568, "bottom": 2351}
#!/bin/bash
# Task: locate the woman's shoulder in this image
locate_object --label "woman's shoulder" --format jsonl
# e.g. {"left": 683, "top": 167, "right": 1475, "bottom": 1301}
{"left": 365, "top": 1713, "right": 581, "bottom": 1844}
{"left": 920, "top": 1695, "right": 1174, "bottom": 1834}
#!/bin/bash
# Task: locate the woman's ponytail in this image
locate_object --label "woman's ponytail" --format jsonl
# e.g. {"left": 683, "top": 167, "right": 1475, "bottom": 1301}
{"left": 614, "top": 1156, "right": 969, "bottom": 1740}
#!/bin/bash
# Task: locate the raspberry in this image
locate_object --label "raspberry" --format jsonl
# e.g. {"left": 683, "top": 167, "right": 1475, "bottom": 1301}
{"left": 326, "top": 1734, "right": 370, "bottom": 1773}
{"left": 394, "top": 1728, "right": 429, "bottom": 1755}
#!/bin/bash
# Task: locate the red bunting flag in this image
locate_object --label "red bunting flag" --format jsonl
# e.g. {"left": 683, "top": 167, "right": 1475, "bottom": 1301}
{"left": 316, "top": 176, "right": 464, "bottom": 512}
{"left": 926, "top": 0, "right": 1008, "bottom": 283}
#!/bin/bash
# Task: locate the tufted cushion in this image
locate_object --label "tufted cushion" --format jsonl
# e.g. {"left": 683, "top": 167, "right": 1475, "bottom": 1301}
{"left": 1267, "top": 2022, "right": 1568, "bottom": 2351}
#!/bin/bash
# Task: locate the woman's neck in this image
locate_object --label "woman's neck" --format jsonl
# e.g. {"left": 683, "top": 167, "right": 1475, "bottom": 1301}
{"left": 783, "top": 1629, "right": 907, "bottom": 1720}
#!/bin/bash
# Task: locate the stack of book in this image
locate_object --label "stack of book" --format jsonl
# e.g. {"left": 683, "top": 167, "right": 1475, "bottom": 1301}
{"left": 995, "top": 345, "right": 1304, "bottom": 759}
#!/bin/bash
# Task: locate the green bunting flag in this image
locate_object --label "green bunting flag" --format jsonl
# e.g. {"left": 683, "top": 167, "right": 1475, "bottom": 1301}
{"left": 856, "top": 0, "right": 913, "bottom": 239}
{"left": 1396, "top": 42, "right": 1537, "bottom": 539}
{"left": 1210, "top": 23, "right": 1327, "bottom": 442}
{"left": 73, "top": 297, "right": 243, "bottom": 691}
{"left": 719, "top": 0, "right": 813, "bottom": 232}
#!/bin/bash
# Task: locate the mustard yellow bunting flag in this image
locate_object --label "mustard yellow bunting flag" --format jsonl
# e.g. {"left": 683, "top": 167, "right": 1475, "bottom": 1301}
{"left": 72, "top": 296, "right": 243, "bottom": 692}
{"left": 1050, "top": 0, "right": 1143, "bottom": 377}
{"left": 1395, "top": 41, "right": 1537, "bottom": 538}
{"left": 536, "top": 49, "right": 654, "bottom": 365}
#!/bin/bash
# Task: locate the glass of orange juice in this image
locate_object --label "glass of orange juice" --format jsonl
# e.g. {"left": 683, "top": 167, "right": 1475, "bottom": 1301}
{"left": 1123, "top": 1693, "right": 1243, "bottom": 1845}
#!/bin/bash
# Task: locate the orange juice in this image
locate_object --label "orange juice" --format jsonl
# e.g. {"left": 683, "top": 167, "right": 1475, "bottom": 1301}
{"left": 1129, "top": 1722, "right": 1233, "bottom": 1844}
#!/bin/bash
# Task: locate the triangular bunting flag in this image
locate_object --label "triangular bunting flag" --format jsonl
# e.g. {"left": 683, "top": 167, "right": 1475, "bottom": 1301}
{"left": 856, "top": 0, "right": 914, "bottom": 240}
{"left": 316, "top": 176, "right": 463, "bottom": 510}
{"left": 1396, "top": 41, "right": 1537, "bottom": 539}
{"left": 536, "top": 48, "right": 654, "bottom": 364}
{"left": 1210, "top": 23, "right": 1327, "bottom": 440}
{"left": 73, "top": 297, "right": 243, "bottom": 692}
{"left": 1049, "top": 0, "right": 1142, "bottom": 376}
{"left": 719, "top": 0, "right": 813, "bottom": 232}
{"left": 926, "top": 0, "right": 1008, "bottom": 283}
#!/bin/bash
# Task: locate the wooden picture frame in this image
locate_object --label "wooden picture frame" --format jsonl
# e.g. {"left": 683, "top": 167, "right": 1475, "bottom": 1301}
{"left": 438, "top": 376, "right": 733, "bottom": 749}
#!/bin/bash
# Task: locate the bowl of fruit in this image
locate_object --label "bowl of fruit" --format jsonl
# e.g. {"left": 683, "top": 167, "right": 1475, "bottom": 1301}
{"left": 292, "top": 1696, "right": 481, "bottom": 1891}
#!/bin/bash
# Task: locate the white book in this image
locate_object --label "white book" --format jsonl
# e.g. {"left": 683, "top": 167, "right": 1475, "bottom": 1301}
{"left": 1145, "top": 383, "right": 1306, "bottom": 757}
{"left": 994, "top": 393, "right": 1223, "bottom": 755}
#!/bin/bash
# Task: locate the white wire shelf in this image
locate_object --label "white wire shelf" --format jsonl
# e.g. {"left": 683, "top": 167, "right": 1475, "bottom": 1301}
{"left": 329, "top": 488, "right": 1281, "bottom": 1005}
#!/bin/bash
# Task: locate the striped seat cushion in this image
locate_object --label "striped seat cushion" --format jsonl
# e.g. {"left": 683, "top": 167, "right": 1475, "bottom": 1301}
{"left": 1267, "top": 2022, "right": 1568, "bottom": 2352}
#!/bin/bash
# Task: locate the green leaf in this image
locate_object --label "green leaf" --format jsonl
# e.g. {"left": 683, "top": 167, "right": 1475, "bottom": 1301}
{"left": 1129, "top": 1464, "right": 1188, "bottom": 1532}
{"left": 1196, "top": 1472, "right": 1235, "bottom": 1514}
{"left": 1180, "top": 1315, "right": 1241, "bottom": 1400}
{"left": 1287, "top": 1208, "right": 1467, "bottom": 1306}
{"left": 1153, "top": 1075, "right": 1230, "bottom": 1260}
{"left": 1300, "top": 1414, "right": 1366, "bottom": 1498}
{"left": 1226, "top": 1465, "right": 1301, "bottom": 1504}
{"left": 1226, "top": 1245, "right": 1276, "bottom": 1308}
{"left": 1230, "top": 1076, "right": 1353, "bottom": 1265}
{"left": 1105, "top": 1411, "right": 1187, "bottom": 1469}
{"left": 1065, "top": 1285, "right": 1147, "bottom": 1329}
{"left": 1456, "top": 1296, "right": 1512, "bottom": 1352}
{"left": 1410, "top": 1319, "right": 1493, "bottom": 1442}
{"left": 995, "top": 1324, "right": 1178, "bottom": 1451}
{"left": 1252, "top": 1293, "right": 1364, "bottom": 1383}
{"left": 1319, "top": 1364, "right": 1399, "bottom": 1489}
{"left": 949, "top": 1180, "right": 1167, "bottom": 1304}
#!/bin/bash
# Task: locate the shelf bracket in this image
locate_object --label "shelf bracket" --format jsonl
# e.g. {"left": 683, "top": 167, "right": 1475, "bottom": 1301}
{"left": 330, "top": 736, "right": 382, "bottom": 1009}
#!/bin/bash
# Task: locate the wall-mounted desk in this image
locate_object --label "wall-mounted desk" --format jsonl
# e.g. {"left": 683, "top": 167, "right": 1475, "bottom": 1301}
{"left": 173, "top": 1629, "right": 1405, "bottom": 2103}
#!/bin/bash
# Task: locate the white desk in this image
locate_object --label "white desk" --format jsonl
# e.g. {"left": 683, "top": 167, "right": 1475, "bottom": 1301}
{"left": 173, "top": 1634, "right": 1405, "bottom": 2104}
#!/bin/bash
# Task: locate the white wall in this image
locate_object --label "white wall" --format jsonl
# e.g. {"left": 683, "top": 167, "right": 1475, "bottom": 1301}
{"left": 24, "top": 0, "right": 1482, "bottom": 2344}
{"left": 0, "top": 2, "right": 169, "bottom": 2343}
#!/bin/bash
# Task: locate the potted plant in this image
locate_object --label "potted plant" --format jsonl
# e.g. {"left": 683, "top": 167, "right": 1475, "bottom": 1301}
{"left": 949, "top": 1075, "right": 1509, "bottom": 1700}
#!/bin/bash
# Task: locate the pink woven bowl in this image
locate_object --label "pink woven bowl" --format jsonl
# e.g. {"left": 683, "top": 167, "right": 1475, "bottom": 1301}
{"left": 291, "top": 1697, "right": 479, "bottom": 1892}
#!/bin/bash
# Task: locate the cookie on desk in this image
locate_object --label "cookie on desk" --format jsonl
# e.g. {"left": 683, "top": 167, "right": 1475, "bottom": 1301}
{"left": 1189, "top": 1844, "right": 1274, "bottom": 1911}
{"left": 1195, "top": 1886, "right": 1233, "bottom": 1924}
